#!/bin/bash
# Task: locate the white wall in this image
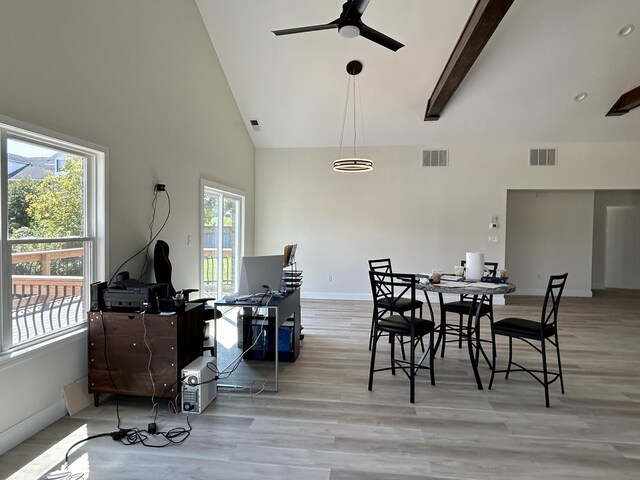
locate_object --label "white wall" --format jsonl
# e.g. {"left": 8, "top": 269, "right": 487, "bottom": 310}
{"left": 505, "top": 190, "right": 594, "bottom": 296}
{"left": 0, "top": 0, "right": 254, "bottom": 454}
{"left": 255, "top": 143, "right": 640, "bottom": 299}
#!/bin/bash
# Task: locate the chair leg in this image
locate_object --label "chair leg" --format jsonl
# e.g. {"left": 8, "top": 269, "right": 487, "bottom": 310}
{"left": 368, "top": 313, "right": 375, "bottom": 350}
{"left": 429, "top": 329, "right": 435, "bottom": 386}
{"left": 542, "top": 337, "right": 550, "bottom": 408}
{"left": 488, "top": 331, "right": 497, "bottom": 390}
{"left": 439, "top": 310, "right": 447, "bottom": 358}
{"left": 555, "top": 332, "right": 565, "bottom": 394}
{"left": 458, "top": 313, "right": 464, "bottom": 349}
{"left": 399, "top": 336, "right": 407, "bottom": 360}
{"left": 390, "top": 334, "right": 396, "bottom": 376}
{"left": 488, "top": 315, "right": 497, "bottom": 390}
{"left": 418, "top": 305, "right": 425, "bottom": 352}
{"left": 505, "top": 337, "right": 513, "bottom": 379}
{"left": 368, "top": 331, "right": 379, "bottom": 391}
{"left": 410, "top": 333, "right": 416, "bottom": 403}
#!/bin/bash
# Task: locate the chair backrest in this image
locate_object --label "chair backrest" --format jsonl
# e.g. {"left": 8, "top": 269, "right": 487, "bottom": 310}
{"left": 368, "top": 258, "right": 393, "bottom": 299}
{"left": 368, "top": 258, "right": 392, "bottom": 274}
{"left": 369, "top": 270, "right": 417, "bottom": 318}
{"left": 460, "top": 260, "right": 499, "bottom": 277}
{"left": 540, "top": 273, "right": 569, "bottom": 328}
{"left": 154, "top": 240, "right": 176, "bottom": 297}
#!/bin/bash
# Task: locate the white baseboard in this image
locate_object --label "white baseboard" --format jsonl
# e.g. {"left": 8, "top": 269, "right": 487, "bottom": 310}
{"left": 0, "top": 399, "right": 67, "bottom": 456}
{"left": 302, "top": 291, "right": 370, "bottom": 301}
{"left": 515, "top": 288, "right": 593, "bottom": 297}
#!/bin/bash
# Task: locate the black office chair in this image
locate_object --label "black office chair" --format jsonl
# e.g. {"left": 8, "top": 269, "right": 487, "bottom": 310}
{"left": 153, "top": 240, "right": 221, "bottom": 346}
{"left": 437, "top": 260, "right": 498, "bottom": 357}
{"left": 368, "top": 258, "right": 423, "bottom": 351}
{"left": 489, "top": 273, "right": 568, "bottom": 407}
{"left": 368, "top": 271, "right": 435, "bottom": 403}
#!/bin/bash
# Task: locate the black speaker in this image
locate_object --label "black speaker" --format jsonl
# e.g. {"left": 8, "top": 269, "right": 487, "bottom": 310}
{"left": 90, "top": 281, "right": 107, "bottom": 311}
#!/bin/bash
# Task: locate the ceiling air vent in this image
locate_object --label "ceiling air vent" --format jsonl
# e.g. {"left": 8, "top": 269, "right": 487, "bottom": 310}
{"left": 529, "top": 148, "right": 557, "bottom": 166}
{"left": 422, "top": 149, "right": 448, "bottom": 167}
{"left": 249, "top": 119, "right": 261, "bottom": 132}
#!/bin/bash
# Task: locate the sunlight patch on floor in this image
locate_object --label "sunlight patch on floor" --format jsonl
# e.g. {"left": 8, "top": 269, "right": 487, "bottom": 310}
{"left": 217, "top": 309, "right": 239, "bottom": 349}
{"left": 7, "top": 425, "right": 88, "bottom": 480}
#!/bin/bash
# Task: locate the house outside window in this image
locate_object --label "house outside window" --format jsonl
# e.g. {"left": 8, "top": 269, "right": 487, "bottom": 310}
{"left": 1, "top": 116, "right": 107, "bottom": 353}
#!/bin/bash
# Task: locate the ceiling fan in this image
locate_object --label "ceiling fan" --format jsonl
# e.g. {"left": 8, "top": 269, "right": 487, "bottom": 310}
{"left": 272, "top": 0, "right": 404, "bottom": 52}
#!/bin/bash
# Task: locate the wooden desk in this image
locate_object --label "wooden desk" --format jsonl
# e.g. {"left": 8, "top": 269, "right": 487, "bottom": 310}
{"left": 418, "top": 279, "right": 516, "bottom": 389}
{"left": 87, "top": 303, "right": 204, "bottom": 406}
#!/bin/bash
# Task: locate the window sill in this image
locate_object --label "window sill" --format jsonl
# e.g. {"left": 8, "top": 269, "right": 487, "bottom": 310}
{"left": 0, "top": 326, "right": 87, "bottom": 370}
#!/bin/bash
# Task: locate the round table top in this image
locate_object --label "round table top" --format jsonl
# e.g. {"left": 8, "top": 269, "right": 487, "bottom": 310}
{"left": 418, "top": 278, "right": 516, "bottom": 295}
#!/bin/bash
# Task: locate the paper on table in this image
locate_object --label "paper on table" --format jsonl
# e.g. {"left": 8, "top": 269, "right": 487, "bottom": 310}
{"left": 441, "top": 274, "right": 464, "bottom": 282}
{"left": 437, "top": 281, "right": 468, "bottom": 287}
{"left": 467, "top": 282, "right": 502, "bottom": 288}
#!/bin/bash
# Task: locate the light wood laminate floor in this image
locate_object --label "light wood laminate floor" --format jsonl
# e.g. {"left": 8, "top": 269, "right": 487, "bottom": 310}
{"left": 2, "top": 290, "right": 639, "bottom": 479}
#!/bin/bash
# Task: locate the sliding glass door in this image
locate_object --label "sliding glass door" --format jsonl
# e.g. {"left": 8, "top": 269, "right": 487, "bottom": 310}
{"left": 201, "top": 180, "right": 244, "bottom": 299}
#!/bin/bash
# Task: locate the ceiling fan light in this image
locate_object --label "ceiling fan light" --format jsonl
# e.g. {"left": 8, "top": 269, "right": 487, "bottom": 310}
{"left": 618, "top": 24, "right": 634, "bottom": 37}
{"left": 333, "top": 158, "right": 373, "bottom": 172}
{"left": 573, "top": 92, "right": 588, "bottom": 102}
{"left": 339, "top": 25, "right": 360, "bottom": 38}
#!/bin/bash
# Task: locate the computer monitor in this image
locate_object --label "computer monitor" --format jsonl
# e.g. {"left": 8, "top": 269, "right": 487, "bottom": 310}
{"left": 237, "top": 254, "right": 284, "bottom": 296}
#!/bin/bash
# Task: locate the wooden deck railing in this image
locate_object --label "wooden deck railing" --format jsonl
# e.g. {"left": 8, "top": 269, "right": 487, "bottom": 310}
{"left": 202, "top": 247, "right": 235, "bottom": 295}
{"left": 9, "top": 246, "right": 238, "bottom": 345}
{"left": 12, "top": 275, "right": 84, "bottom": 344}
{"left": 11, "top": 247, "right": 83, "bottom": 275}
{"left": 11, "top": 248, "right": 85, "bottom": 345}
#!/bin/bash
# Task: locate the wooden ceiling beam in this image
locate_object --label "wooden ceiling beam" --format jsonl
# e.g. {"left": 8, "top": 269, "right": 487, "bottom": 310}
{"left": 424, "top": 0, "right": 515, "bottom": 121}
{"left": 606, "top": 85, "right": 640, "bottom": 116}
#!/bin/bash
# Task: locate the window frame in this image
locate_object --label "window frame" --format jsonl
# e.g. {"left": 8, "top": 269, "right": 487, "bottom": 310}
{"left": 0, "top": 114, "right": 108, "bottom": 355}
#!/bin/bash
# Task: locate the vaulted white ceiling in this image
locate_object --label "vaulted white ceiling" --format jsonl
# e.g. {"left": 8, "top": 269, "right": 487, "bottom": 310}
{"left": 196, "top": 0, "right": 640, "bottom": 149}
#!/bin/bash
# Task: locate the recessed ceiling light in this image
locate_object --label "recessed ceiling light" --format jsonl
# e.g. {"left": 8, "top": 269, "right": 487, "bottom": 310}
{"left": 618, "top": 24, "right": 634, "bottom": 37}
{"left": 573, "top": 92, "right": 588, "bottom": 102}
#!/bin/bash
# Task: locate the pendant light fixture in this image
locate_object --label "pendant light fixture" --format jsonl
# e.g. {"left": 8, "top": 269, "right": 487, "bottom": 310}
{"left": 333, "top": 60, "right": 373, "bottom": 173}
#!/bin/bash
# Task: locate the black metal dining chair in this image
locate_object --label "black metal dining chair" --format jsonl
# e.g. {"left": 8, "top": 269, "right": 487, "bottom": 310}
{"left": 368, "top": 271, "right": 435, "bottom": 403}
{"left": 489, "top": 273, "right": 568, "bottom": 407}
{"left": 437, "top": 260, "right": 498, "bottom": 357}
{"left": 368, "top": 258, "right": 423, "bottom": 351}
{"left": 154, "top": 239, "right": 221, "bottom": 353}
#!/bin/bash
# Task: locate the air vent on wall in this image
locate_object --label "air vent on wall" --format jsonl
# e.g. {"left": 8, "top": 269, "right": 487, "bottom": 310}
{"left": 422, "top": 149, "right": 448, "bottom": 167}
{"left": 529, "top": 148, "right": 557, "bottom": 166}
{"left": 249, "top": 119, "right": 261, "bottom": 132}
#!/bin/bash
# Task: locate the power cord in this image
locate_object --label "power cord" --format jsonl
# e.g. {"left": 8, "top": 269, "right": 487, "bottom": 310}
{"left": 63, "top": 417, "right": 192, "bottom": 467}
{"left": 214, "top": 288, "right": 275, "bottom": 394}
{"left": 138, "top": 187, "right": 162, "bottom": 280}
{"left": 107, "top": 188, "right": 171, "bottom": 286}
{"left": 140, "top": 311, "right": 159, "bottom": 425}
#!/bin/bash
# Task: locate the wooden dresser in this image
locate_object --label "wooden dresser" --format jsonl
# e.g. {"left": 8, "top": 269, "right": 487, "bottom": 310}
{"left": 88, "top": 303, "right": 203, "bottom": 406}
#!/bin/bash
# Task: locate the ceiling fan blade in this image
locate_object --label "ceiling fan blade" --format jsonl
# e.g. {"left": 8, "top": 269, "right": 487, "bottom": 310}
{"left": 273, "top": 22, "right": 338, "bottom": 36}
{"left": 344, "top": 0, "right": 371, "bottom": 17}
{"left": 358, "top": 23, "right": 404, "bottom": 51}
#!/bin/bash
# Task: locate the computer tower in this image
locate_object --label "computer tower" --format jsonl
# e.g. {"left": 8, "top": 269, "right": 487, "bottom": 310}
{"left": 181, "top": 356, "right": 217, "bottom": 414}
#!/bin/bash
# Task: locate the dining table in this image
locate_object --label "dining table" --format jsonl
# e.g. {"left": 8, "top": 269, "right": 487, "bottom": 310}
{"left": 417, "top": 276, "right": 516, "bottom": 389}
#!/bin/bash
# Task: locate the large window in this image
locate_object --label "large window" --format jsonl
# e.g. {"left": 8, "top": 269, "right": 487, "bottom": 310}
{"left": 201, "top": 180, "right": 244, "bottom": 299}
{"left": 1, "top": 117, "right": 106, "bottom": 353}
